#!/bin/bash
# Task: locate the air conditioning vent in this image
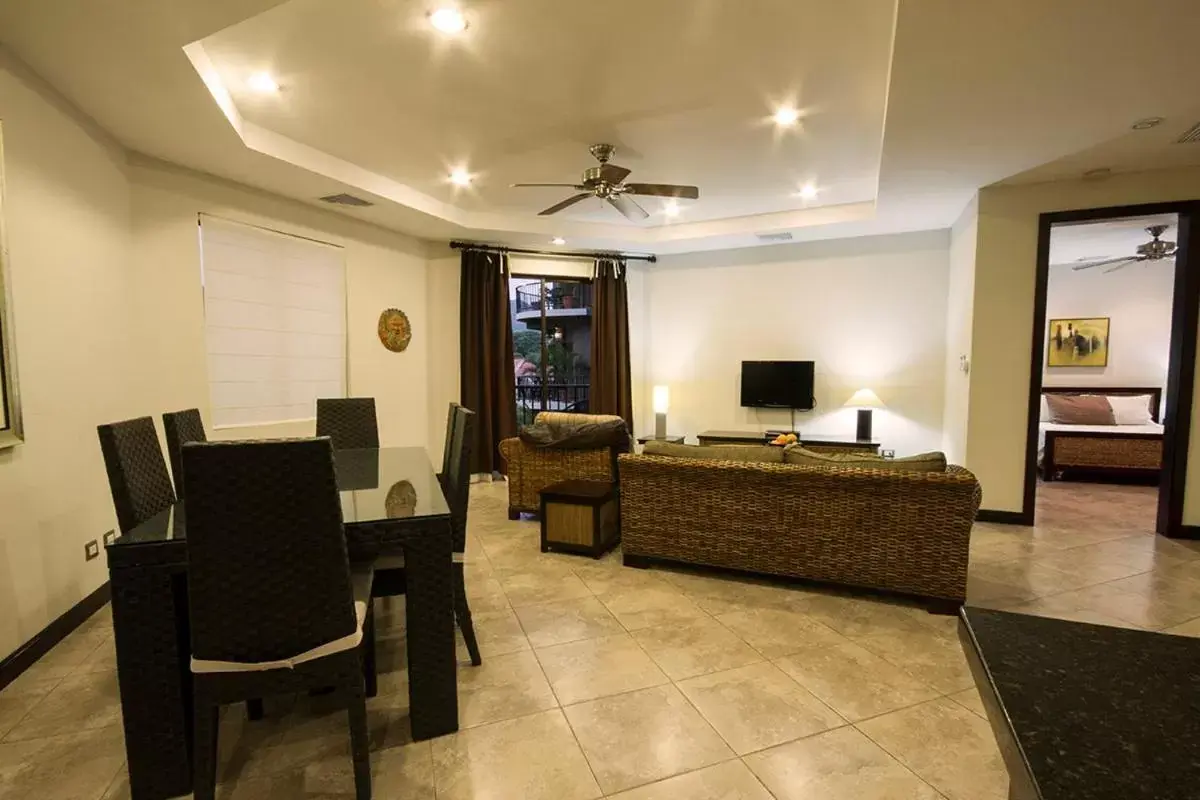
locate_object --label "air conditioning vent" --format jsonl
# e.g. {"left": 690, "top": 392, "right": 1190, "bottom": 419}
{"left": 1176, "top": 122, "right": 1200, "bottom": 144}
{"left": 319, "top": 193, "right": 374, "bottom": 207}
{"left": 756, "top": 232, "right": 793, "bottom": 242}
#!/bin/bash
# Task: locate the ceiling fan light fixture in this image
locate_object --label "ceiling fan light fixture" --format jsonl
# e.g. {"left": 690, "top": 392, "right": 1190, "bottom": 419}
{"left": 662, "top": 200, "right": 681, "bottom": 218}
{"left": 551, "top": 237, "right": 566, "bottom": 245}
{"left": 796, "top": 183, "right": 818, "bottom": 199}
{"left": 772, "top": 106, "right": 801, "bottom": 127}
{"left": 448, "top": 168, "right": 472, "bottom": 186}
{"left": 1131, "top": 117, "right": 1164, "bottom": 130}
{"left": 246, "top": 71, "right": 279, "bottom": 94}
{"left": 429, "top": 6, "right": 468, "bottom": 34}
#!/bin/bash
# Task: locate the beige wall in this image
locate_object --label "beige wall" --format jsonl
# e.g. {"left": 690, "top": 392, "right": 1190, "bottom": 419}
{"left": 967, "top": 168, "right": 1200, "bottom": 516}
{"left": 0, "top": 58, "right": 135, "bottom": 658}
{"left": 942, "top": 197, "right": 977, "bottom": 464}
{"left": 645, "top": 232, "right": 951, "bottom": 457}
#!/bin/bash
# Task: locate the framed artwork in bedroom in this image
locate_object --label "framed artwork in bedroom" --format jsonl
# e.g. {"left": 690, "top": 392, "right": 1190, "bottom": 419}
{"left": 1047, "top": 317, "right": 1109, "bottom": 368}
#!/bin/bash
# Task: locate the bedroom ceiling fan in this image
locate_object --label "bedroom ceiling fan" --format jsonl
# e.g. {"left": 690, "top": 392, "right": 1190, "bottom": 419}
{"left": 1071, "top": 224, "right": 1178, "bottom": 273}
{"left": 510, "top": 143, "right": 700, "bottom": 222}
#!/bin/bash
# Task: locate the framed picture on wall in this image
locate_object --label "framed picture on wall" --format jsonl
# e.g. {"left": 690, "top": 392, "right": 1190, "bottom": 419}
{"left": 0, "top": 121, "right": 24, "bottom": 448}
{"left": 1047, "top": 317, "right": 1110, "bottom": 368}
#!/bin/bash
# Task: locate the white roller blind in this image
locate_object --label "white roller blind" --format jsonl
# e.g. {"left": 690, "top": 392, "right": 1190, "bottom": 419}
{"left": 199, "top": 215, "right": 346, "bottom": 428}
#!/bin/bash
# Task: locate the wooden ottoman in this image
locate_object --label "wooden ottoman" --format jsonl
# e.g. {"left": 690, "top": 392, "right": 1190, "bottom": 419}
{"left": 539, "top": 479, "right": 620, "bottom": 558}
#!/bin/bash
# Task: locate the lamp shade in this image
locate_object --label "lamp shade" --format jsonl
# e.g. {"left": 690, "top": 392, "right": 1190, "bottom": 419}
{"left": 844, "top": 388, "right": 885, "bottom": 409}
{"left": 652, "top": 386, "right": 670, "bottom": 414}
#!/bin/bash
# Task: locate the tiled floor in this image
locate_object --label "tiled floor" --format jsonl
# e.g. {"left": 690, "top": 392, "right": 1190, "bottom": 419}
{"left": 3, "top": 478, "right": 1200, "bottom": 799}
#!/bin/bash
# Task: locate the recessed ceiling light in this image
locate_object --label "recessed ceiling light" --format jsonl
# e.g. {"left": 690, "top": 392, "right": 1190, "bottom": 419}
{"left": 429, "top": 6, "right": 468, "bottom": 34}
{"left": 772, "top": 106, "right": 800, "bottom": 127}
{"left": 1131, "top": 117, "right": 1164, "bottom": 130}
{"left": 448, "top": 168, "right": 472, "bottom": 186}
{"left": 246, "top": 71, "right": 279, "bottom": 94}
{"left": 551, "top": 237, "right": 566, "bottom": 245}
{"left": 797, "top": 183, "right": 818, "bottom": 199}
{"left": 662, "top": 200, "right": 680, "bottom": 218}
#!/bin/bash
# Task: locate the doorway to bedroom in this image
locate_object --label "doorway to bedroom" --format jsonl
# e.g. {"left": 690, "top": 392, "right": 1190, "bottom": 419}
{"left": 1035, "top": 212, "right": 1178, "bottom": 533}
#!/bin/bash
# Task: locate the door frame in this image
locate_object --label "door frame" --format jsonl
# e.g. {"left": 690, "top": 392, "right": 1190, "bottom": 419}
{"left": 1023, "top": 200, "right": 1200, "bottom": 537}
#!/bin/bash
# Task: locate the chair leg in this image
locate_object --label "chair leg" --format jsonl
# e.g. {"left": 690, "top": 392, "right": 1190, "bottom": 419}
{"left": 347, "top": 683, "right": 372, "bottom": 800}
{"left": 454, "top": 566, "right": 482, "bottom": 667}
{"left": 246, "top": 698, "right": 264, "bottom": 720}
{"left": 363, "top": 606, "right": 378, "bottom": 698}
{"left": 192, "top": 690, "right": 220, "bottom": 800}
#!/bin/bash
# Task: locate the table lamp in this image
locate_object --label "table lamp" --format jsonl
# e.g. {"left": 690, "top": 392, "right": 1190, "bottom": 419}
{"left": 652, "top": 385, "right": 670, "bottom": 439}
{"left": 844, "top": 388, "right": 885, "bottom": 441}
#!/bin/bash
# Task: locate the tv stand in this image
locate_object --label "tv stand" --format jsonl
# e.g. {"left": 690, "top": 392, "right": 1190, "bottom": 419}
{"left": 697, "top": 430, "right": 880, "bottom": 454}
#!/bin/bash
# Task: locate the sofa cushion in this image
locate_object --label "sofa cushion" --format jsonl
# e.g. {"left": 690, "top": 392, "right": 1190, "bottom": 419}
{"left": 783, "top": 446, "right": 947, "bottom": 472}
{"left": 643, "top": 441, "right": 784, "bottom": 464}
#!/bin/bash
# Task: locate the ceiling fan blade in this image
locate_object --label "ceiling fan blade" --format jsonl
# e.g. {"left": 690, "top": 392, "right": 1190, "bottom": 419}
{"left": 512, "top": 183, "right": 588, "bottom": 189}
{"left": 623, "top": 183, "right": 700, "bottom": 200}
{"left": 607, "top": 193, "right": 649, "bottom": 221}
{"left": 538, "top": 193, "right": 592, "bottom": 216}
{"left": 1103, "top": 261, "right": 1139, "bottom": 274}
{"left": 598, "top": 163, "right": 632, "bottom": 184}
{"left": 1071, "top": 256, "right": 1139, "bottom": 271}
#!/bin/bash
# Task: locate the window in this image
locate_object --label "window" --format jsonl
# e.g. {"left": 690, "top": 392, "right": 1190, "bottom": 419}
{"left": 510, "top": 276, "right": 592, "bottom": 425}
{"left": 199, "top": 215, "right": 346, "bottom": 428}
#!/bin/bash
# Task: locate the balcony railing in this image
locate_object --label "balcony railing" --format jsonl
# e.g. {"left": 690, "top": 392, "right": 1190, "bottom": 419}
{"left": 515, "top": 378, "right": 590, "bottom": 424}
{"left": 514, "top": 282, "right": 592, "bottom": 315}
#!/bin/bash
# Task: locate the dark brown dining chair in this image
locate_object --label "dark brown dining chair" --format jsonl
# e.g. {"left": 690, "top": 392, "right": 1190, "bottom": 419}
{"left": 373, "top": 404, "right": 481, "bottom": 666}
{"left": 183, "top": 438, "right": 376, "bottom": 800}
{"left": 97, "top": 416, "right": 176, "bottom": 533}
{"left": 316, "top": 398, "right": 381, "bottom": 450}
{"left": 162, "top": 408, "right": 206, "bottom": 499}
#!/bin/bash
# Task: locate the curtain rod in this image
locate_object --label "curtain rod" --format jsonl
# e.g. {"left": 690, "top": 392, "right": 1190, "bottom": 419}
{"left": 449, "top": 240, "right": 657, "bottom": 263}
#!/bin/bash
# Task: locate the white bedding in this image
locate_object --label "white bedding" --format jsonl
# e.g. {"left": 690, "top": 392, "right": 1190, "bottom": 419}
{"left": 1038, "top": 422, "right": 1164, "bottom": 457}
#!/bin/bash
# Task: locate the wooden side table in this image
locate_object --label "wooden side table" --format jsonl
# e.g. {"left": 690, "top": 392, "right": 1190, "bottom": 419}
{"left": 539, "top": 479, "right": 620, "bottom": 558}
{"left": 636, "top": 435, "right": 685, "bottom": 444}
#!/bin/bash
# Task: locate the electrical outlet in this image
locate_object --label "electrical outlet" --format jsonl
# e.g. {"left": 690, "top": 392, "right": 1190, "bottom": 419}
{"left": 882, "top": 449, "right": 896, "bottom": 459}
{"left": 84, "top": 540, "right": 100, "bottom": 561}
{"left": 103, "top": 531, "right": 117, "bottom": 547}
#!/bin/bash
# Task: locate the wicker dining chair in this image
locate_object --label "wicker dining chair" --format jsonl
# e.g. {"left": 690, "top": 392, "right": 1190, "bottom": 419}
{"left": 373, "top": 404, "right": 481, "bottom": 666}
{"left": 316, "top": 398, "right": 381, "bottom": 450}
{"left": 183, "top": 438, "right": 376, "bottom": 800}
{"left": 97, "top": 416, "right": 177, "bottom": 533}
{"left": 162, "top": 408, "right": 207, "bottom": 499}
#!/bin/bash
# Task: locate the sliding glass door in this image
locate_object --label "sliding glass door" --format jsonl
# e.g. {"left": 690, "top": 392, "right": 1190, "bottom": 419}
{"left": 510, "top": 276, "right": 592, "bottom": 425}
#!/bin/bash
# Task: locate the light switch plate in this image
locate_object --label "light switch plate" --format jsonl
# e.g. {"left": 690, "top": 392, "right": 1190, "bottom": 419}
{"left": 103, "top": 531, "right": 117, "bottom": 547}
{"left": 85, "top": 540, "right": 100, "bottom": 561}
{"left": 882, "top": 449, "right": 896, "bottom": 459}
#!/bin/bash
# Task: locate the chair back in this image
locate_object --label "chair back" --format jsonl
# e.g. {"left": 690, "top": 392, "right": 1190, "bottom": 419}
{"left": 440, "top": 402, "right": 458, "bottom": 477}
{"left": 97, "top": 417, "right": 177, "bottom": 533}
{"left": 316, "top": 398, "right": 380, "bottom": 450}
{"left": 443, "top": 405, "right": 475, "bottom": 552}
{"left": 183, "top": 438, "right": 357, "bottom": 665}
{"left": 162, "top": 408, "right": 207, "bottom": 498}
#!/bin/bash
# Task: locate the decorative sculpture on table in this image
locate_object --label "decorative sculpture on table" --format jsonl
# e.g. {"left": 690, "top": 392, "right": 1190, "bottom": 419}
{"left": 377, "top": 308, "right": 412, "bottom": 352}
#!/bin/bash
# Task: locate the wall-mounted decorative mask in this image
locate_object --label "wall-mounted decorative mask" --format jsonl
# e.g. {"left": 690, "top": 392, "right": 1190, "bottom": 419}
{"left": 377, "top": 308, "right": 412, "bottom": 353}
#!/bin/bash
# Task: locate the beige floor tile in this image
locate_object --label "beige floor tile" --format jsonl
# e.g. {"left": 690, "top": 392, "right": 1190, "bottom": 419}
{"left": 16, "top": 633, "right": 106, "bottom": 683}
{"left": 744, "top": 726, "right": 942, "bottom": 800}
{"left": 716, "top": 608, "right": 848, "bottom": 659}
{"left": 663, "top": 572, "right": 800, "bottom": 616}
{"left": 1163, "top": 616, "right": 1200, "bottom": 637}
{"left": 461, "top": 576, "right": 511, "bottom": 613}
{"left": 946, "top": 687, "right": 988, "bottom": 719}
{"left": 774, "top": 641, "right": 940, "bottom": 722}
{"left": 514, "top": 596, "right": 625, "bottom": 648}
{"left": 535, "top": 633, "right": 668, "bottom": 705}
{"left": 456, "top": 650, "right": 558, "bottom": 728}
{"left": 994, "top": 596, "right": 1143, "bottom": 630}
{"left": 597, "top": 586, "right": 709, "bottom": 631}
{"left": 77, "top": 637, "right": 118, "bottom": 674}
{"left": 790, "top": 593, "right": 939, "bottom": 638}
{"left": 851, "top": 625, "right": 974, "bottom": 695}
{"left": 605, "top": 759, "right": 774, "bottom": 799}
{"left": 1035, "top": 582, "right": 1191, "bottom": 630}
{"left": 3, "top": 671, "right": 122, "bottom": 742}
{"left": 631, "top": 618, "right": 763, "bottom": 680}
{"left": 464, "top": 608, "right": 532, "bottom": 658}
{"left": 676, "top": 662, "right": 844, "bottom": 755}
{"left": 0, "top": 727, "right": 126, "bottom": 800}
{"left": 0, "top": 677, "right": 56, "bottom": 741}
{"left": 497, "top": 565, "right": 594, "bottom": 607}
{"left": 432, "top": 709, "right": 601, "bottom": 800}
{"left": 563, "top": 684, "right": 732, "bottom": 794}
{"left": 570, "top": 562, "right": 672, "bottom": 595}
{"left": 857, "top": 697, "right": 1008, "bottom": 800}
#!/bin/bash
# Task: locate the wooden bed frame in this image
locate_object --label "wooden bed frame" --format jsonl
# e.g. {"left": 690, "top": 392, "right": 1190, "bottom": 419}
{"left": 1040, "top": 386, "right": 1163, "bottom": 482}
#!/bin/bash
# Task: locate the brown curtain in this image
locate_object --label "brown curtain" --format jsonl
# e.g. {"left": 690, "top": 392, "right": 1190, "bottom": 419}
{"left": 589, "top": 257, "right": 634, "bottom": 433}
{"left": 460, "top": 249, "right": 517, "bottom": 474}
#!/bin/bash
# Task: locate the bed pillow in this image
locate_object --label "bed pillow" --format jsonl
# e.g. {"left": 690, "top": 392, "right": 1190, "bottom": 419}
{"left": 1106, "top": 394, "right": 1155, "bottom": 425}
{"left": 1044, "top": 393, "right": 1115, "bottom": 425}
{"left": 1040, "top": 394, "right": 1051, "bottom": 422}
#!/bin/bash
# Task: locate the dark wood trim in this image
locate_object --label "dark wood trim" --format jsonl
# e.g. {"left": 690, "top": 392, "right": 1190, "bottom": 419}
{"left": 0, "top": 581, "right": 110, "bottom": 693}
{"left": 452, "top": 240, "right": 657, "bottom": 263}
{"left": 1174, "top": 525, "right": 1200, "bottom": 540}
{"left": 1040, "top": 385, "right": 1163, "bottom": 422}
{"left": 976, "top": 509, "right": 1031, "bottom": 526}
{"left": 1023, "top": 200, "right": 1200, "bottom": 537}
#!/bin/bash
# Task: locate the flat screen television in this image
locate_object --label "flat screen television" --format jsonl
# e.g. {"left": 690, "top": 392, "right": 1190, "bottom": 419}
{"left": 740, "top": 360, "right": 815, "bottom": 409}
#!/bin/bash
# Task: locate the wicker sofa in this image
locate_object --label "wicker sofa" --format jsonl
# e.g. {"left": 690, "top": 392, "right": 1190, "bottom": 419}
{"left": 498, "top": 411, "right": 629, "bottom": 519}
{"left": 619, "top": 454, "right": 982, "bottom": 608}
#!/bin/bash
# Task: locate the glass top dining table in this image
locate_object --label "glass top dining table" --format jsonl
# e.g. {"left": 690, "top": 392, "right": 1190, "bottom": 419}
{"left": 109, "top": 446, "right": 450, "bottom": 550}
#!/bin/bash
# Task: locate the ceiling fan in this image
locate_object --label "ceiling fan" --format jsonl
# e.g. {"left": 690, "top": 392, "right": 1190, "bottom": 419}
{"left": 1072, "top": 224, "right": 1178, "bottom": 273}
{"left": 511, "top": 143, "right": 700, "bottom": 222}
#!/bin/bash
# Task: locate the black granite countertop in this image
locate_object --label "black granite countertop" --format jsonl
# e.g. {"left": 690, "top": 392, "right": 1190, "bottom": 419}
{"left": 959, "top": 607, "right": 1200, "bottom": 800}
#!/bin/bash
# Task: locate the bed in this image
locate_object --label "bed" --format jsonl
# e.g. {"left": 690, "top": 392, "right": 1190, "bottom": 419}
{"left": 1039, "top": 386, "right": 1163, "bottom": 482}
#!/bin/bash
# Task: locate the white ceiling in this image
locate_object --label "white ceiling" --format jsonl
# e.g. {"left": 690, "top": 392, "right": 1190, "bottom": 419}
{"left": 1050, "top": 213, "right": 1179, "bottom": 267}
{"left": 2, "top": 0, "right": 1200, "bottom": 253}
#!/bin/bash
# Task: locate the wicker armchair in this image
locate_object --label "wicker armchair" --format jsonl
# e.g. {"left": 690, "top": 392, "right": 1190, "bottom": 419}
{"left": 498, "top": 411, "right": 629, "bottom": 518}
{"left": 619, "top": 454, "right": 982, "bottom": 608}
